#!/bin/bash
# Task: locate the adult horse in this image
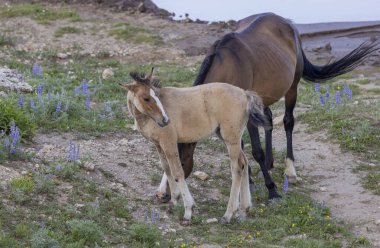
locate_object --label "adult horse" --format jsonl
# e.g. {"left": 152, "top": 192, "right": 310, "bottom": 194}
{"left": 157, "top": 13, "right": 379, "bottom": 201}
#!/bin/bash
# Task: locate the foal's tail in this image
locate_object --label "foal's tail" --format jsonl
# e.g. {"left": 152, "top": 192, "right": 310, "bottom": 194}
{"left": 245, "top": 91, "right": 270, "bottom": 129}
{"left": 302, "top": 40, "right": 380, "bottom": 82}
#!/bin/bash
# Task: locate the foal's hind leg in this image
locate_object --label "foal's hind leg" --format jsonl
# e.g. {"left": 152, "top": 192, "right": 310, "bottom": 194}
{"left": 283, "top": 87, "right": 299, "bottom": 183}
{"left": 247, "top": 119, "right": 281, "bottom": 199}
{"left": 239, "top": 152, "right": 252, "bottom": 218}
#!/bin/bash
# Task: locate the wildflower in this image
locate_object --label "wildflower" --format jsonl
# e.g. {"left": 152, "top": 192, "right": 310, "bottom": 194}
{"left": 325, "top": 215, "right": 330, "bottom": 220}
{"left": 55, "top": 101, "right": 62, "bottom": 114}
{"left": 74, "top": 86, "right": 81, "bottom": 95}
{"left": 314, "top": 82, "right": 319, "bottom": 92}
{"left": 85, "top": 98, "right": 91, "bottom": 109}
{"left": 55, "top": 164, "right": 62, "bottom": 172}
{"left": 256, "top": 231, "right": 261, "bottom": 237}
{"left": 56, "top": 93, "right": 60, "bottom": 100}
{"left": 67, "top": 141, "right": 80, "bottom": 161}
{"left": 180, "top": 244, "right": 186, "bottom": 248}
{"left": 283, "top": 174, "right": 289, "bottom": 193}
{"left": 291, "top": 223, "right": 296, "bottom": 228}
{"left": 30, "top": 98, "right": 35, "bottom": 109}
{"left": 18, "top": 95, "right": 24, "bottom": 108}
{"left": 9, "top": 121, "right": 20, "bottom": 154}
{"left": 37, "top": 83, "right": 43, "bottom": 95}
{"left": 335, "top": 91, "right": 341, "bottom": 105}
{"left": 325, "top": 90, "right": 330, "bottom": 101}
{"left": 343, "top": 84, "right": 352, "bottom": 99}
{"left": 319, "top": 95, "right": 325, "bottom": 106}
{"left": 32, "top": 63, "right": 43, "bottom": 76}
{"left": 247, "top": 234, "right": 253, "bottom": 239}
{"left": 151, "top": 208, "right": 156, "bottom": 224}
{"left": 82, "top": 79, "right": 88, "bottom": 95}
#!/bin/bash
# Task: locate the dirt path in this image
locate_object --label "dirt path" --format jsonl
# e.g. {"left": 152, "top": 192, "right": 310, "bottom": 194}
{"left": 272, "top": 120, "right": 380, "bottom": 247}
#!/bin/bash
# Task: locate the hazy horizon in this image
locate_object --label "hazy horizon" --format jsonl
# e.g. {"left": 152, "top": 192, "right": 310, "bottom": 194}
{"left": 153, "top": 0, "right": 380, "bottom": 24}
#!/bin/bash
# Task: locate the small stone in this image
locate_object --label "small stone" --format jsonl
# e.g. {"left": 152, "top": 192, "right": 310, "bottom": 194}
{"left": 84, "top": 162, "right": 95, "bottom": 171}
{"left": 194, "top": 171, "right": 209, "bottom": 180}
{"left": 118, "top": 138, "right": 129, "bottom": 146}
{"left": 57, "top": 52, "right": 69, "bottom": 59}
{"left": 21, "top": 170, "right": 28, "bottom": 175}
{"left": 319, "top": 187, "right": 327, "bottom": 192}
{"left": 102, "top": 68, "right": 114, "bottom": 80}
{"left": 206, "top": 218, "right": 218, "bottom": 224}
{"left": 75, "top": 203, "right": 85, "bottom": 208}
{"left": 375, "top": 219, "right": 380, "bottom": 225}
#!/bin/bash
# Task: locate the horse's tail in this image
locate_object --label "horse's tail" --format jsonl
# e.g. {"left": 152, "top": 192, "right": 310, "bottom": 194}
{"left": 245, "top": 91, "right": 270, "bottom": 129}
{"left": 302, "top": 40, "right": 379, "bottom": 82}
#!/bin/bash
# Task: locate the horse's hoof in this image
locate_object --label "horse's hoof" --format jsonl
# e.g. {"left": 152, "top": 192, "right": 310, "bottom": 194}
{"left": 156, "top": 192, "right": 171, "bottom": 203}
{"left": 219, "top": 216, "right": 231, "bottom": 224}
{"left": 181, "top": 219, "right": 191, "bottom": 226}
{"left": 268, "top": 190, "right": 282, "bottom": 200}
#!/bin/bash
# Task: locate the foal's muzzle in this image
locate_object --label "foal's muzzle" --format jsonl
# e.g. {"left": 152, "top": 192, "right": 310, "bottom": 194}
{"left": 158, "top": 117, "right": 170, "bottom": 127}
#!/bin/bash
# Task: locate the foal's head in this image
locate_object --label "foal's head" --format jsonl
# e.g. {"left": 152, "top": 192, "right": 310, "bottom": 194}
{"left": 120, "top": 68, "right": 170, "bottom": 127}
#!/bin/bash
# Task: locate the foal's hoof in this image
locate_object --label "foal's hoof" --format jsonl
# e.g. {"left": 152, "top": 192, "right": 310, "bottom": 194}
{"left": 155, "top": 192, "right": 171, "bottom": 203}
{"left": 219, "top": 216, "right": 231, "bottom": 225}
{"left": 286, "top": 175, "right": 300, "bottom": 184}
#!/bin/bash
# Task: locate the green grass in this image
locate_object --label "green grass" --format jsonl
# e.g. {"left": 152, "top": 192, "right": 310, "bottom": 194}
{"left": 0, "top": 33, "right": 16, "bottom": 47}
{"left": 54, "top": 26, "right": 81, "bottom": 38}
{"left": 0, "top": 3, "right": 81, "bottom": 24}
{"left": 109, "top": 22, "right": 163, "bottom": 45}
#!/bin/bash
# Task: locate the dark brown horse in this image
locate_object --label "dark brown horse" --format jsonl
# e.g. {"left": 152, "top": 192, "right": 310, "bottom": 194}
{"left": 156, "top": 13, "right": 379, "bottom": 202}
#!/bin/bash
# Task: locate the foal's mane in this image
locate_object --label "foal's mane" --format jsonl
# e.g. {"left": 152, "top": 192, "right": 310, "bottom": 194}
{"left": 130, "top": 72, "right": 162, "bottom": 88}
{"left": 193, "top": 33, "right": 237, "bottom": 86}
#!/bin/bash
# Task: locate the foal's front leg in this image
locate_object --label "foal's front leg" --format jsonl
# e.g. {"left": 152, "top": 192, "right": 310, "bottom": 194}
{"left": 161, "top": 142, "right": 196, "bottom": 222}
{"left": 155, "top": 145, "right": 180, "bottom": 205}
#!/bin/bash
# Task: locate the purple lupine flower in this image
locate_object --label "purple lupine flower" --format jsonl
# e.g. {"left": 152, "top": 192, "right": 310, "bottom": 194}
{"left": 74, "top": 144, "right": 80, "bottom": 161}
{"left": 32, "top": 63, "right": 43, "bottom": 76}
{"left": 319, "top": 95, "right": 325, "bottom": 106}
{"left": 9, "top": 121, "right": 19, "bottom": 154}
{"left": 67, "top": 141, "right": 75, "bottom": 161}
{"left": 30, "top": 98, "right": 35, "bottom": 109}
{"left": 55, "top": 101, "right": 62, "bottom": 114}
{"left": 37, "top": 83, "right": 43, "bottom": 95}
{"left": 325, "top": 90, "right": 330, "bottom": 101}
{"left": 74, "top": 86, "right": 81, "bottom": 95}
{"left": 314, "top": 82, "right": 319, "bottom": 93}
{"left": 85, "top": 98, "right": 91, "bottom": 109}
{"left": 82, "top": 79, "right": 88, "bottom": 95}
{"left": 335, "top": 91, "right": 341, "bottom": 105}
{"left": 4, "top": 138, "right": 10, "bottom": 151}
{"left": 346, "top": 88, "right": 352, "bottom": 99}
{"left": 343, "top": 84, "right": 348, "bottom": 95}
{"left": 64, "top": 103, "right": 69, "bottom": 111}
{"left": 18, "top": 95, "right": 24, "bottom": 108}
{"left": 283, "top": 175, "right": 289, "bottom": 193}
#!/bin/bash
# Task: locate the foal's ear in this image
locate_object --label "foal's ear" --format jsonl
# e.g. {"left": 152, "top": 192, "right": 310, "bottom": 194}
{"left": 146, "top": 67, "right": 155, "bottom": 80}
{"left": 119, "top": 83, "right": 138, "bottom": 92}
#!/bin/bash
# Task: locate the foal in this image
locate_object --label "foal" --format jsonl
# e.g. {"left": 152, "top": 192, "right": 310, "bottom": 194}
{"left": 120, "top": 70, "right": 269, "bottom": 223}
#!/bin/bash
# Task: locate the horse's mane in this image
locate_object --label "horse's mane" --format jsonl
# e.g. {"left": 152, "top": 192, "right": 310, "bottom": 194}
{"left": 193, "top": 33, "right": 237, "bottom": 86}
{"left": 130, "top": 72, "right": 162, "bottom": 88}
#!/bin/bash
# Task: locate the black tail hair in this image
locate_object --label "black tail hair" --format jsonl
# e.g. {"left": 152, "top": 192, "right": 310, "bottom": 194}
{"left": 302, "top": 40, "right": 379, "bottom": 82}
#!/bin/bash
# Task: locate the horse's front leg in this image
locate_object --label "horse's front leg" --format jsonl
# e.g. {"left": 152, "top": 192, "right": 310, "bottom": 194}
{"left": 155, "top": 145, "right": 180, "bottom": 205}
{"left": 283, "top": 87, "right": 300, "bottom": 183}
{"left": 161, "top": 142, "right": 196, "bottom": 222}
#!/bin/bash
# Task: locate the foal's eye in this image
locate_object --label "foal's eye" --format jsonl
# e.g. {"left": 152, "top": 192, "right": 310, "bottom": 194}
{"left": 144, "top": 98, "right": 150, "bottom": 102}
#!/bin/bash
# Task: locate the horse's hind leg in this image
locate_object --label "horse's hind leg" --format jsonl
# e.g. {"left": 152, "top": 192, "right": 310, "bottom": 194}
{"left": 283, "top": 86, "right": 299, "bottom": 183}
{"left": 264, "top": 107, "right": 274, "bottom": 170}
{"left": 247, "top": 119, "right": 281, "bottom": 199}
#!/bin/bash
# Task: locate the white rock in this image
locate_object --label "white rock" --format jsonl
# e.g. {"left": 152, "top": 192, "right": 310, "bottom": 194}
{"left": 319, "top": 187, "right": 327, "bottom": 192}
{"left": 194, "top": 171, "right": 209, "bottom": 180}
{"left": 118, "top": 138, "right": 129, "bottom": 146}
{"left": 84, "top": 162, "right": 96, "bottom": 171}
{"left": 0, "top": 67, "right": 34, "bottom": 93}
{"left": 37, "top": 144, "right": 55, "bottom": 158}
{"left": 375, "top": 219, "right": 380, "bottom": 225}
{"left": 57, "top": 52, "right": 69, "bottom": 59}
{"left": 75, "top": 203, "right": 85, "bottom": 208}
{"left": 102, "top": 68, "right": 114, "bottom": 80}
{"left": 206, "top": 218, "right": 218, "bottom": 224}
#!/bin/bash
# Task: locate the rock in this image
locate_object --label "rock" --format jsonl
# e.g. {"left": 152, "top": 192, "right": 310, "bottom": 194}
{"left": 273, "top": 114, "right": 284, "bottom": 126}
{"left": 0, "top": 91, "right": 7, "bottom": 97}
{"left": 137, "top": 2, "right": 146, "bottom": 12}
{"left": 206, "top": 218, "right": 218, "bottom": 224}
{"left": 319, "top": 186, "right": 327, "bottom": 192}
{"left": 194, "top": 171, "right": 209, "bottom": 180}
{"left": 57, "top": 52, "right": 69, "bottom": 59}
{"left": 375, "top": 219, "right": 380, "bottom": 225}
{"left": 102, "top": 68, "right": 114, "bottom": 80}
{"left": 37, "top": 145, "right": 55, "bottom": 159}
{"left": 74, "top": 203, "right": 85, "bottom": 208}
{"left": 0, "top": 67, "right": 34, "bottom": 93}
{"left": 118, "top": 138, "right": 129, "bottom": 146}
{"left": 84, "top": 162, "right": 96, "bottom": 171}
{"left": 312, "top": 42, "right": 332, "bottom": 52}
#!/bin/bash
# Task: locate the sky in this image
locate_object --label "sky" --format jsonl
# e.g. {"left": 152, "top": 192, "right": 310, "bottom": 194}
{"left": 153, "top": 0, "right": 380, "bottom": 24}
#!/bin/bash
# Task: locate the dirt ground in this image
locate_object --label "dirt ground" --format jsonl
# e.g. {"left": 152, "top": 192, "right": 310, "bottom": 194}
{"left": 1, "top": 2, "right": 380, "bottom": 246}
